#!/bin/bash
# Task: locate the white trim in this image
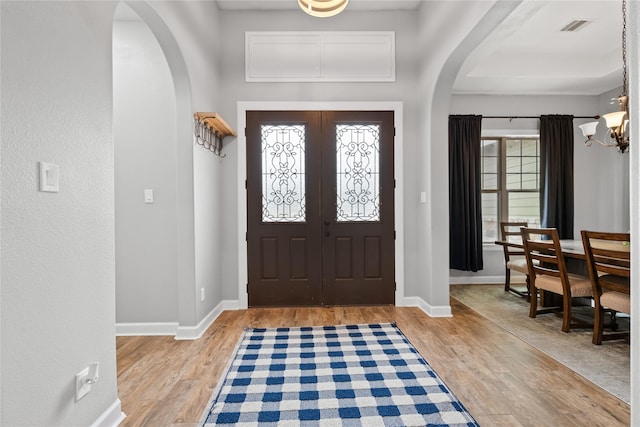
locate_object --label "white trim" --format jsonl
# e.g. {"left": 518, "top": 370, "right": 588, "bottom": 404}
{"left": 90, "top": 399, "right": 126, "bottom": 427}
{"left": 402, "top": 297, "right": 452, "bottom": 318}
{"left": 481, "top": 129, "right": 540, "bottom": 138}
{"left": 237, "top": 101, "right": 405, "bottom": 309}
{"left": 449, "top": 275, "right": 509, "bottom": 285}
{"left": 115, "top": 300, "right": 240, "bottom": 339}
{"left": 175, "top": 299, "right": 240, "bottom": 340}
{"left": 115, "top": 322, "right": 178, "bottom": 337}
{"left": 245, "top": 31, "right": 396, "bottom": 83}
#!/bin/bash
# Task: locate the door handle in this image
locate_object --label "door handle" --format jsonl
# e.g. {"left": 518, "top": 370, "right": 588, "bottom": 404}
{"left": 324, "top": 220, "right": 331, "bottom": 226}
{"left": 325, "top": 231, "right": 330, "bottom": 237}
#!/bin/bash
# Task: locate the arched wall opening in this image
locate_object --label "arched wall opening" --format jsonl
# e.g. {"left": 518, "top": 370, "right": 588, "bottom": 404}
{"left": 113, "top": 1, "right": 197, "bottom": 334}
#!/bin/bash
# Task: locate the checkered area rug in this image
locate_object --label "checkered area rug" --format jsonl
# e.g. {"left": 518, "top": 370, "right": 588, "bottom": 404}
{"left": 201, "top": 323, "right": 478, "bottom": 426}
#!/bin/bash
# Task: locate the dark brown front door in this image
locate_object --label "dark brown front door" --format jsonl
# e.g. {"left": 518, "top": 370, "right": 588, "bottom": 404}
{"left": 246, "top": 110, "right": 394, "bottom": 307}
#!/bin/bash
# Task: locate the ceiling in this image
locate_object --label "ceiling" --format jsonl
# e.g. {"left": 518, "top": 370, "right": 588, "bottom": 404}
{"left": 215, "top": 0, "right": 624, "bottom": 96}
{"left": 216, "top": 0, "right": 423, "bottom": 11}
{"left": 118, "top": 1, "right": 624, "bottom": 96}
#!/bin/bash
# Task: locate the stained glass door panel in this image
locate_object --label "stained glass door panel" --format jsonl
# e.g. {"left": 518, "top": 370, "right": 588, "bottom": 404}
{"left": 322, "top": 111, "right": 395, "bottom": 306}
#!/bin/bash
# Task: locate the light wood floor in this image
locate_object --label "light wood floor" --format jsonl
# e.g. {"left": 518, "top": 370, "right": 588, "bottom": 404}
{"left": 116, "top": 299, "right": 630, "bottom": 426}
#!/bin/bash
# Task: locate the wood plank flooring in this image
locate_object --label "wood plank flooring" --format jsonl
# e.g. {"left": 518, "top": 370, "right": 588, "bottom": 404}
{"left": 116, "top": 299, "right": 630, "bottom": 426}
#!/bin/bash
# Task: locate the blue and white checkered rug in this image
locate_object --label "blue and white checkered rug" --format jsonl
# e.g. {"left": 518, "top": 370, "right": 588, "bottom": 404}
{"left": 200, "top": 323, "right": 478, "bottom": 426}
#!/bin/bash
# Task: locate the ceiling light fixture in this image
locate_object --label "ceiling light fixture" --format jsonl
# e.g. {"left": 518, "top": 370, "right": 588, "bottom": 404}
{"left": 298, "top": 0, "right": 349, "bottom": 18}
{"left": 578, "top": 0, "right": 629, "bottom": 153}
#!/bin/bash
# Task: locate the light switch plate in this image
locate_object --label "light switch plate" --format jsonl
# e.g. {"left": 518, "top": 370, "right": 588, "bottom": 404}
{"left": 39, "top": 162, "right": 59, "bottom": 193}
{"left": 144, "top": 189, "right": 154, "bottom": 204}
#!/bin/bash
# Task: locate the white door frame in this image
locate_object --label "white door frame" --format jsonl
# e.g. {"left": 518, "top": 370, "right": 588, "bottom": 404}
{"left": 237, "top": 101, "right": 404, "bottom": 309}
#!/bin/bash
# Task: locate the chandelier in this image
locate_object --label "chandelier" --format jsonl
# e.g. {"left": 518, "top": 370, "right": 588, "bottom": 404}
{"left": 578, "top": 0, "right": 630, "bottom": 153}
{"left": 298, "top": 0, "right": 349, "bottom": 18}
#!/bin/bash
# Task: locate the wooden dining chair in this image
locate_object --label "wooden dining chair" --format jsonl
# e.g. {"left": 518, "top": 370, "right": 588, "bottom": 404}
{"left": 581, "top": 230, "right": 631, "bottom": 345}
{"left": 499, "top": 222, "right": 531, "bottom": 299}
{"left": 521, "top": 227, "right": 593, "bottom": 333}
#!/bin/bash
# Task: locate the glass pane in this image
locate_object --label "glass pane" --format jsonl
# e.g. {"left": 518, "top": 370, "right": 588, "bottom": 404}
{"left": 521, "top": 156, "right": 537, "bottom": 174}
{"left": 261, "top": 125, "right": 306, "bottom": 222}
{"left": 506, "top": 173, "right": 521, "bottom": 190}
{"left": 521, "top": 173, "right": 538, "bottom": 190}
{"left": 482, "top": 139, "right": 499, "bottom": 156}
{"left": 482, "top": 192, "right": 498, "bottom": 243}
{"left": 521, "top": 139, "right": 539, "bottom": 156}
{"left": 483, "top": 173, "right": 498, "bottom": 190}
{"left": 336, "top": 124, "right": 380, "bottom": 222}
{"left": 508, "top": 192, "right": 540, "bottom": 228}
{"left": 506, "top": 156, "right": 521, "bottom": 174}
{"left": 506, "top": 139, "right": 521, "bottom": 156}
{"left": 483, "top": 155, "right": 498, "bottom": 175}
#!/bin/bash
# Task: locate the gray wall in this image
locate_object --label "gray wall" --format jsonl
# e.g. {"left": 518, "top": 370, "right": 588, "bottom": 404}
{"left": 1, "top": 2, "right": 120, "bottom": 425}
{"left": 114, "top": 1, "right": 224, "bottom": 329}
{"left": 148, "top": 0, "right": 225, "bottom": 324}
{"left": 114, "top": 18, "right": 179, "bottom": 324}
{"left": 216, "top": 9, "right": 423, "bottom": 300}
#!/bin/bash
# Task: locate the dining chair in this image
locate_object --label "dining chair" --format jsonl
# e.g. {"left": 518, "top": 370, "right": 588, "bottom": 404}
{"left": 581, "top": 230, "right": 631, "bottom": 345}
{"left": 521, "top": 227, "right": 593, "bottom": 333}
{"left": 500, "top": 222, "right": 531, "bottom": 299}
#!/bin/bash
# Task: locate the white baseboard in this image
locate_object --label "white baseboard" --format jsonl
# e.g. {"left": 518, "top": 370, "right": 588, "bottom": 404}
{"left": 175, "top": 299, "right": 240, "bottom": 340}
{"left": 115, "top": 300, "right": 240, "bottom": 339}
{"left": 115, "top": 322, "right": 178, "bottom": 336}
{"left": 449, "top": 275, "right": 511, "bottom": 285}
{"left": 402, "top": 296, "right": 452, "bottom": 317}
{"left": 91, "top": 399, "right": 126, "bottom": 427}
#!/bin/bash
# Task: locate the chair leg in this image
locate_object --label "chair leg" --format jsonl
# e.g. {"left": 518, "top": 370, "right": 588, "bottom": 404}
{"left": 610, "top": 311, "right": 619, "bottom": 331}
{"left": 561, "top": 295, "right": 572, "bottom": 333}
{"left": 525, "top": 275, "right": 531, "bottom": 301}
{"left": 593, "top": 306, "right": 605, "bottom": 345}
{"left": 529, "top": 285, "right": 538, "bottom": 318}
{"left": 504, "top": 268, "right": 511, "bottom": 292}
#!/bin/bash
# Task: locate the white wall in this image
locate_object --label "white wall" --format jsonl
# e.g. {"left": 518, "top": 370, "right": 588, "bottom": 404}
{"left": 114, "top": 17, "right": 179, "bottom": 324}
{"left": 449, "top": 93, "right": 630, "bottom": 282}
{"left": 1, "top": 2, "right": 121, "bottom": 425}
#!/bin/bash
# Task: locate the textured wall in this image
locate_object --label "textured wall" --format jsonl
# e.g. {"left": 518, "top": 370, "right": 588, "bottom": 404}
{"left": 1, "top": 1, "right": 119, "bottom": 425}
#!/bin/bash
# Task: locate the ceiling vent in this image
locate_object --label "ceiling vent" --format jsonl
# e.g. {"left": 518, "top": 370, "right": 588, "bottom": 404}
{"left": 560, "top": 20, "right": 590, "bottom": 32}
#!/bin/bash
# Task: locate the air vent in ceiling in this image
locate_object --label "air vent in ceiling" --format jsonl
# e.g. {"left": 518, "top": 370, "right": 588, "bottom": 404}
{"left": 560, "top": 20, "right": 590, "bottom": 32}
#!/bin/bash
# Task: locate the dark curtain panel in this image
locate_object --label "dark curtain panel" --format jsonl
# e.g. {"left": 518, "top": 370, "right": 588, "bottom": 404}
{"left": 540, "top": 115, "right": 574, "bottom": 239}
{"left": 449, "top": 115, "right": 483, "bottom": 272}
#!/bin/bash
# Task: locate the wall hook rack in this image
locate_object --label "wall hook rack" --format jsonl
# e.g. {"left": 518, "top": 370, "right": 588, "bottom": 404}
{"left": 194, "top": 112, "right": 237, "bottom": 158}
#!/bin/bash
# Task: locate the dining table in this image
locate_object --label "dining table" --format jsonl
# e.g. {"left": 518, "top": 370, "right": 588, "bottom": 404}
{"left": 494, "top": 237, "right": 629, "bottom": 261}
{"left": 494, "top": 237, "right": 631, "bottom": 305}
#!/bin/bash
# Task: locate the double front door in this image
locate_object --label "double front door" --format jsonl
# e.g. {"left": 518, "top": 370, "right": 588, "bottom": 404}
{"left": 246, "top": 111, "right": 395, "bottom": 307}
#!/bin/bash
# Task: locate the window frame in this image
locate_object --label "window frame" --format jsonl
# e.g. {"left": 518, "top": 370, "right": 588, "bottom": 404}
{"left": 481, "top": 136, "right": 540, "bottom": 244}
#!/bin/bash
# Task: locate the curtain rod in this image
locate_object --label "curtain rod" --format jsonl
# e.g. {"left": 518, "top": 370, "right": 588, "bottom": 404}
{"left": 483, "top": 115, "right": 600, "bottom": 120}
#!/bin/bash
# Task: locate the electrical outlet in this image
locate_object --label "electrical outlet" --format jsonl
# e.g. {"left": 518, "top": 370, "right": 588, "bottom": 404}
{"left": 200, "top": 288, "right": 205, "bottom": 302}
{"left": 75, "top": 362, "right": 99, "bottom": 402}
{"left": 75, "top": 367, "right": 91, "bottom": 401}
